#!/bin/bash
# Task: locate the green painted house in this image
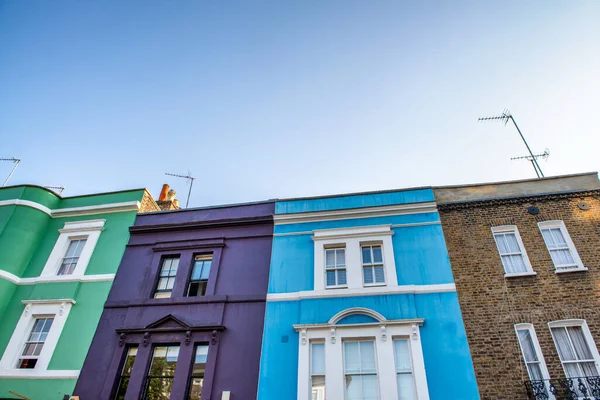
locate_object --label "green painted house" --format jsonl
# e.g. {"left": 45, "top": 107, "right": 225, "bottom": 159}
{"left": 0, "top": 185, "right": 158, "bottom": 400}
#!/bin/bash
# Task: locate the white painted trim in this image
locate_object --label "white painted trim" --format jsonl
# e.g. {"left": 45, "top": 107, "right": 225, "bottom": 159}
{"left": 491, "top": 225, "right": 535, "bottom": 275}
{"left": 313, "top": 225, "right": 398, "bottom": 293}
{"left": 555, "top": 267, "right": 588, "bottom": 274}
{"left": 296, "top": 315, "right": 429, "bottom": 400}
{"left": 52, "top": 201, "right": 140, "bottom": 217}
{"left": 273, "top": 221, "right": 441, "bottom": 237}
{"left": 267, "top": 283, "right": 456, "bottom": 301}
{"left": 505, "top": 272, "right": 537, "bottom": 278}
{"left": 0, "top": 270, "right": 115, "bottom": 285}
{"left": 0, "top": 301, "right": 74, "bottom": 376}
{"left": 40, "top": 220, "right": 105, "bottom": 278}
{"left": 548, "top": 319, "right": 600, "bottom": 378}
{"left": 0, "top": 369, "right": 79, "bottom": 379}
{"left": 0, "top": 199, "right": 52, "bottom": 216}
{"left": 538, "top": 220, "right": 585, "bottom": 271}
{"left": 274, "top": 202, "right": 438, "bottom": 225}
{"left": 515, "top": 323, "right": 551, "bottom": 381}
{"left": 0, "top": 199, "right": 140, "bottom": 218}
{"left": 329, "top": 308, "right": 387, "bottom": 324}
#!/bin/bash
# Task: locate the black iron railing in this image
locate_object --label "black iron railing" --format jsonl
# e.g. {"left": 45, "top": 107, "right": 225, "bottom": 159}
{"left": 525, "top": 376, "right": 600, "bottom": 399}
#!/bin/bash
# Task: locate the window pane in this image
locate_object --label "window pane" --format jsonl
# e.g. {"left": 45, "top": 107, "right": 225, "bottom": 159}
{"left": 200, "top": 260, "right": 211, "bottom": 280}
{"left": 344, "top": 342, "right": 360, "bottom": 373}
{"left": 494, "top": 235, "right": 508, "bottom": 254}
{"left": 527, "top": 363, "right": 544, "bottom": 380}
{"left": 311, "top": 343, "right": 325, "bottom": 375}
{"left": 361, "top": 375, "right": 378, "bottom": 400}
{"left": 551, "top": 249, "right": 575, "bottom": 267}
{"left": 363, "top": 267, "right": 374, "bottom": 284}
{"left": 188, "top": 377, "right": 204, "bottom": 400}
{"left": 336, "top": 249, "right": 345, "bottom": 265}
{"left": 346, "top": 375, "right": 362, "bottom": 400}
{"left": 581, "top": 362, "right": 599, "bottom": 377}
{"left": 394, "top": 340, "right": 411, "bottom": 372}
{"left": 325, "top": 250, "right": 335, "bottom": 267}
{"left": 311, "top": 376, "right": 325, "bottom": 400}
{"left": 550, "top": 228, "right": 567, "bottom": 246}
{"left": 505, "top": 233, "right": 520, "bottom": 253}
{"left": 517, "top": 329, "right": 539, "bottom": 362}
{"left": 372, "top": 246, "right": 383, "bottom": 263}
{"left": 190, "top": 263, "right": 202, "bottom": 280}
{"left": 326, "top": 271, "right": 336, "bottom": 286}
{"left": 552, "top": 327, "right": 577, "bottom": 361}
{"left": 360, "top": 342, "right": 376, "bottom": 373}
{"left": 188, "top": 345, "right": 209, "bottom": 400}
{"left": 337, "top": 270, "right": 347, "bottom": 285}
{"left": 362, "top": 247, "right": 372, "bottom": 264}
{"left": 567, "top": 326, "right": 594, "bottom": 360}
{"left": 374, "top": 266, "right": 385, "bottom": 283}
{"left": 397, "top": 374, "right": 415, "bottom": 400}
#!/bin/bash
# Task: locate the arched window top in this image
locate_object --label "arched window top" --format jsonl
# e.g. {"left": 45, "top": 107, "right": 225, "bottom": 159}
{"left": 328, "top": 308, "right": 387, "bottom": 325}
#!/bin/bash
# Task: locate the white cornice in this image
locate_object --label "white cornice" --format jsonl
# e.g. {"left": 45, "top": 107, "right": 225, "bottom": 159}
{"left": 273, "top": 221, "right": 441, "bottom": 237}
{"left": 312, "top": 225, "right": 393, "bottom": 241}
{"left": 0, "top": 269, "right": 115, "bottom": 285}
{"left": 21, "top": 299, "right": 76, "bottom": 305}
{"left": 266, "top": 283, "right": 456, "bottom": 301}
{"left": 273, "top": 202, "right": 438, "bottom": 225}
{"left": 0, "top": 369, "right": 79, "bottom": 379}
{"left": 0, "top": 199, "right": 140, "bottom": 218}
{"left": 293, "top": 318, "right": 425, "bottom": 331}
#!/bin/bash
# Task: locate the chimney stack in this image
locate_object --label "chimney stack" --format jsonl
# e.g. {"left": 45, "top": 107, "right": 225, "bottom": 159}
{"left": 156, "top": 184, "right": 180, "bottom": 211}
{"left": 158, "top": 184, "right": 169, "bottom": 202}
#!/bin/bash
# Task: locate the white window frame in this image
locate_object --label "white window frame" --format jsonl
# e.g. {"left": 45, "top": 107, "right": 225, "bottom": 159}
{"left": 40, "top": 220, "right": 105, "bottom": 278}
{"left": 0, "top": 299, "right": 76, "bottom": 378}
{"left": 324, "top": 246, "right": 348, "bottom": 289}
{"left": 515, "top": 323, "right": 550, "bottom": 381}
{"left": 491, "top": 225, "right": 535, "bottom": 277}
{"left": 296, "top": 309, "right": 428, "bottom": 400}
{"left": 538, "top": 221, "right": 586, "bottom": 273}
{"left": 310, "top": 340, "right": 326, "bottom": 400}
{"left": 313, "top": 225, "right": 398, "bottom": 294}
{"left": 548, "top": 319, "right": 600, "bottom": 378}
{"left": 361, "top": 243, "right": 386, "bottom": 287}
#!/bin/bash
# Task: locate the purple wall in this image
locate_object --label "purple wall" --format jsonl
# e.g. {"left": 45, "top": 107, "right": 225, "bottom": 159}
{"left": 74, "top": 201, "right": 275, "bottom": 400}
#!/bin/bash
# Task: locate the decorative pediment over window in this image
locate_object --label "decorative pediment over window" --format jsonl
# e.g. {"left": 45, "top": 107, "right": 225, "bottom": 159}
{"left": 145, "top": 314, "right": 191, "bottom": 331}
{"left": 329, "top": 307, "right": 386, "bottom": 325}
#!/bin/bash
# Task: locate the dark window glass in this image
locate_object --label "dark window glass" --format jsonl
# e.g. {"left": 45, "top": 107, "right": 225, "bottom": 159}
{"left": 187, "top": 255, "right": 212, "bottom": 297}
{"left": 143, "top": 346, "right": 180, "bottom": 400}
{"left": 188, "top": 345, "right": 209, "bottom": 400}
{"left": 18, "top": 317, "right": 54, "bottom": 369}
{"left": 58, "top": 238, "right": 87, "bottom": 275}
{"left": 114, "top": 346, "right": 138, "bottom": 400}
{"left": 154, "top": 257, "right": 179, "bottom": 299}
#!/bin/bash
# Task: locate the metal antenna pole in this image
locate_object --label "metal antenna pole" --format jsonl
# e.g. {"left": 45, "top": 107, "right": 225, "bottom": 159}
{"left": 1, "top": 157, "right": 21, "bottom": 187}
{"left": 165, "top": 172, "right": 196, "bottom": 208}
{"left": 478, "top": 110, "right": 546, "bottom": 178}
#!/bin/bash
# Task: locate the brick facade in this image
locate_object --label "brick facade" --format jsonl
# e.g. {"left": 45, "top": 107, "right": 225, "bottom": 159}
{"left": 437, "top": 189, "right": 600, "bottom": 399}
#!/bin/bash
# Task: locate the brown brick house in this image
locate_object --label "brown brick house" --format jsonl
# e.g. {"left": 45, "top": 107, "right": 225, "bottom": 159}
{"left": 434, "top": 173, "right": 600, "bottom": 400}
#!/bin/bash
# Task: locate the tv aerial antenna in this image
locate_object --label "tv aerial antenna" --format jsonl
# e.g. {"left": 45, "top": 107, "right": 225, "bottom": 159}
{"left": 165, "top": 171, "right": 195, "bottom": 208}
{"left": 1, "top": 157, "right": 21, "bottom": 187}
{"left": 44, "top": 185, "right": 66, "bottom": 195}
{"left": 478, "top": 110, "right": 548, "bottom": 178}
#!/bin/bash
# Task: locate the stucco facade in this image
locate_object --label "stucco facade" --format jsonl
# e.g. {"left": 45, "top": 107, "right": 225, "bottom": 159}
{"left": 0, "top": 185, "right": 156, "bottom": 400}
{"left": 257, "top": 189, "right": 479, "bottom": 400}
{"left": 73, "top": 201, "right": 275, "bottom": 400}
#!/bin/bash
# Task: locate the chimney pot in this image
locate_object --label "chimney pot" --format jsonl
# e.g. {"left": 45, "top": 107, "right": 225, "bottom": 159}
{"left": 166, "top": 189, "right": 176, "bottom": 201}
{"left": 159, "top": 184, "right": 169, "bottom": 201}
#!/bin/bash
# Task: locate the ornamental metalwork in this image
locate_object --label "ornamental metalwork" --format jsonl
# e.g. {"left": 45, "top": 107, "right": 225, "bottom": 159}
{"left": 525, "top": 376, "right": 600, "bottom": 400}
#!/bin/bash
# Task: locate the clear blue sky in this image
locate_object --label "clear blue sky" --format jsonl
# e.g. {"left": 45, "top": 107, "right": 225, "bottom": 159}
{"left": 1, "top": 0, "right": 599, "bottom": 207}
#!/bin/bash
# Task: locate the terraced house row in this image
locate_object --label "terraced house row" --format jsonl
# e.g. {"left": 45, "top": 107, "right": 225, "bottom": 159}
{"left": 0, "top": 173, "right": 599, "bottom": 400}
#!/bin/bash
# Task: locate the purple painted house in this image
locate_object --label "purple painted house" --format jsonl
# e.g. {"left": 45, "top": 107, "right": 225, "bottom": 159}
{"left": 74, "top": 201, "right": 275, "bottom": 400}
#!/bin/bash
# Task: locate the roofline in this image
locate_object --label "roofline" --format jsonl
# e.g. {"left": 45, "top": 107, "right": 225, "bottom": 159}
{"left": 432, "top": 172, "right": 599, "bottom": 191}
{"left": 278, "top": 185, "right": 434, "bottom": 203}
{"left": 138, "top": 198, "right": 277, "bottom": 216}
{"left": 0, "top": 184, "right": 150, "bottom": 200}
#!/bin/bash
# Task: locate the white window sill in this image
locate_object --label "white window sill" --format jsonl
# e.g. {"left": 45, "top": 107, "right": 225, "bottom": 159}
{"left": 363, "top": 283, "right": 387, "bottom": 288}
{"left": 555, "top": 267, "right": 588, "bottom": 274}
{"left": 504, "top": 272, "right": 537, "bottom": 278}
{"left": 325, "top": 285, "right": 348, "bottom": 290}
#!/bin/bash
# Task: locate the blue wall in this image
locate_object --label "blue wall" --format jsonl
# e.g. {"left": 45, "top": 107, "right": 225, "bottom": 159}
{"left": 257, "top": 293, "right": 479, "bottom": 400}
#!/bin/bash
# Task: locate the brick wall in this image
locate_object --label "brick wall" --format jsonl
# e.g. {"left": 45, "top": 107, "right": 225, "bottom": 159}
{"left": 438, "top": 192, "right": 600, "bottom": 399}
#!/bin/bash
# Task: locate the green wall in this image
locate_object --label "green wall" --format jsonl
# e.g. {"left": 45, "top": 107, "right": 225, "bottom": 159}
{"left": 0, "top": 186, "right": 147, "bottom": 400}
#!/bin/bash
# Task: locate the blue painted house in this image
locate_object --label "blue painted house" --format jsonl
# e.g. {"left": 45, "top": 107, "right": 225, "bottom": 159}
{"left": 257, "top": 188, "right": 479, "bottom": 400}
